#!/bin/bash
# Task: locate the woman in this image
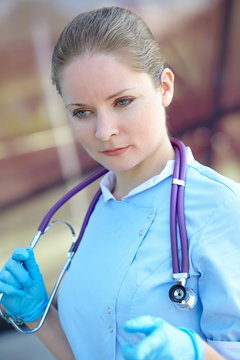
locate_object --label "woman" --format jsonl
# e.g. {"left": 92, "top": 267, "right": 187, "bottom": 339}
{"left": 0, "top": 6, "right": 240, "bottom": 360}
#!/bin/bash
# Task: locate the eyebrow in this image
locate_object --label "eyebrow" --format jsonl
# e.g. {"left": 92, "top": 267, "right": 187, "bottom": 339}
{"left": 66, "top": 88, "right": 135, "bottom": 108}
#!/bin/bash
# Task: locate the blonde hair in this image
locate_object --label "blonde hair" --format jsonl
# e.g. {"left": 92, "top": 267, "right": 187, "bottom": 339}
{"left": 51, "top": 6, "right": 165, "bottom": 94}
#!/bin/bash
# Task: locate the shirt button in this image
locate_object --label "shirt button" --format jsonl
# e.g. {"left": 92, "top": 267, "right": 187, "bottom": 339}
{"left": 139, "top": 230, "right": 143, "bottom": 237}
{"left": 147, "top": 213, "right": 152, "bottom": 220}
{"left": 107, "top": 307, "right": 111, "bottom": 314}
{"left": 108, "top": 326, "right": 114, "bottom": 333}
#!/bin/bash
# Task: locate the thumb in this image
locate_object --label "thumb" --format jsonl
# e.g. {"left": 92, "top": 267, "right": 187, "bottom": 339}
{"left": 12, "top": 248, "right": 29, "bottom": 261}
{"left": 124, "top": 316, "right": 164, "bottom": 335}
{"left": 23, "top": 247, "right": 42, "bottom": 281}
{"left": 121, "top": 344, "right": 137, "bottom": 360}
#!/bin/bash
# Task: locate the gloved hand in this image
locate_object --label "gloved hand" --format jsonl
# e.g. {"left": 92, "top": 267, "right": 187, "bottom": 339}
{"left": 0, "top": 247, "right": 49, "bottom": 323}
{"left": 122, "top": 316, "right": 205, "bottom": 360}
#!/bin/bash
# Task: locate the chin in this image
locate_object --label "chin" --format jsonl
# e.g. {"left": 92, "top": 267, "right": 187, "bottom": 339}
{"left": 91, "top": 151, "right": 141, "bottom": 173}
{"left": 99, "top": 160, "right": 140, "bottom": 173}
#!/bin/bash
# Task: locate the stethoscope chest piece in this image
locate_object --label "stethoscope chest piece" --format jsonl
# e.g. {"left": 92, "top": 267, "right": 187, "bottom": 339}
{"left": 169, "top": 284, "right": 196, "bottom": 310}
{"left": 169, "top": 284, "right": 186, "bottom": 303}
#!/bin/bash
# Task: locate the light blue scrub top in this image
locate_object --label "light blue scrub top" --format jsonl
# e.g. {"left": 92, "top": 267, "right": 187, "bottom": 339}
{"left": 58, "top": 149, "right": 240, "bottom": 360}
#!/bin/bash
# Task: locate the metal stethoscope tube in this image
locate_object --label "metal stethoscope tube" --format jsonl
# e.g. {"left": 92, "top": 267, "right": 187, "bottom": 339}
{"left": 0, "top": 138, "right": 196, "bottom": 333}
{"left": 0, "top": 169, "right": 107, "bottom": 333}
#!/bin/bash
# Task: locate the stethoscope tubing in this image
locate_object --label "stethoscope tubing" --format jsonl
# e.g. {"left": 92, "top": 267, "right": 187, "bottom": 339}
{"left": 0, "top": 138, "right": 192, "bottom": 333}
{"left": 36, "top": 139, "right": 189, "bottom": 276}
{"left": 170, "top": 138, "right": 189, "bottom": 275}
{"left": 72, "top": 188, "right": 102, "bottom": 253}
{"left": 37, "top": 167, "right": 108, "bottom": 234}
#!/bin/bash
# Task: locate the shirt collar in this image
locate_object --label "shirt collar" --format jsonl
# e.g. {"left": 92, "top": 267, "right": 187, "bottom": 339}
{"left": 100, "top": 147, "right": 194, "bottom": 202}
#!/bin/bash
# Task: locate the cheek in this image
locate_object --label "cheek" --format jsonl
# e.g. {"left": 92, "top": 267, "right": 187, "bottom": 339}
{"left": 69, "top": 120, "right": 95, "bottom": 146}
{"left": 131, "top": 103, "right": 164, "bottom": 134}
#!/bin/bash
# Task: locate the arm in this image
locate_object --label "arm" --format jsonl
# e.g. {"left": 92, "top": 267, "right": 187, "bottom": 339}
{"left": 122, "top": 316, "right": 225, "bottom": 360}
{"left": 191, "top": 195, "right": 240, "bottom": 359}
{"left": 0, "top": 248, "right": 74, "bottom": 360}
{"left": 203, "top": 343, "right": 225, "bottom": 360}
{"left": 27, "top": 305, "right": 74, "bottom": 360}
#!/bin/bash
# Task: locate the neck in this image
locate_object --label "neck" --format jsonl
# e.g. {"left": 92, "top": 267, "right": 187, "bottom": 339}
{"left": 113, "top": 137, "right": 175, "bottom": 200}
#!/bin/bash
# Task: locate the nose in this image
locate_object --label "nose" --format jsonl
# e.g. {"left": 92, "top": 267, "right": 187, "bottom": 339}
{"left": 95, "top": 112, "right": 119, "bottom": 141}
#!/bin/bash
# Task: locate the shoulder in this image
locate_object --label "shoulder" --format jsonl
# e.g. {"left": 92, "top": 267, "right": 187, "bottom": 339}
{"left": 184, "top": 160, "right": 240, "bottom": 240}
{"left": 186, "top": 159, "right": 240, "bottom": 205}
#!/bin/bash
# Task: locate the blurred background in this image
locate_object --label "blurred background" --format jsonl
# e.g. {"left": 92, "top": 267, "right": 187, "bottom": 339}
{"left": 0, "top": 0, "right": 239, "bottom": 358}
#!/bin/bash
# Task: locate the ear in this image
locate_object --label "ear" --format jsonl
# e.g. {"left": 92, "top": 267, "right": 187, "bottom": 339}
{"left": 160, "top": 68, "right": 174, "bottom": 107}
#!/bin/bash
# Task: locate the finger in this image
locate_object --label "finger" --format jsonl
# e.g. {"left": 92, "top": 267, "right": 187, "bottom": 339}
{"left": 0, "top": 268, "right": 22, "bottom": 289}
{"left": 5, "top": 258, "right": 32, "bottom": 288}
{"left": 0, "top": 280, "right": 24, "bottom": 296}
{"left": 122, "top": 327, "right": 166, "bottom": 360}
{"left": 133, "top": 327, "right": 166, "bottom": 358}
{"left": 124, "top": 316, "right": 164, "bottom": 334}
{"left": 122, "top": 344, "right": 139, "bottom": 360}
{"left": 12, "top": 247, "right": 41, "bottom": 281}
{"left": 23, "top": 247, "right": 42, "bottom": 281}
{"left": 12, "top": 248, "right": 29, "bottom": 262}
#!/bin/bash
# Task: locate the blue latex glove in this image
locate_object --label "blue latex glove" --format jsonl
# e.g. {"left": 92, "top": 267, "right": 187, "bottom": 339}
{"left": 0, "top": 247, "right": 49, "bottom": 323}
{"left": 122, "top": 316, "right": 205, "bottom": 360}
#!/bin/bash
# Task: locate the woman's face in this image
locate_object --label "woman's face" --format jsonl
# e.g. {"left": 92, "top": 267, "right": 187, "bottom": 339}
{"left": 60, "top": 53, "right": 174, "bottom": 173}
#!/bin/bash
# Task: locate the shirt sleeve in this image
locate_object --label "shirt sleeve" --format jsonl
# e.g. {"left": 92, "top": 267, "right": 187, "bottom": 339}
{"left": 207, "top": 339, "right": 240, "bottom": 360}
{"left": 190, "top": 193, "right": 240, "bottom": 359}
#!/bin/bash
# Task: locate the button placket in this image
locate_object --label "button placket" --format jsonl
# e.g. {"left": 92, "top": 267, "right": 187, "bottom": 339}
{"left": 107, "top": 306, "right": 114, "bottom": 334}
{"left": 108, "top": 326, "right": 114, "bottom": 333}
{"left": 147, "top": 213, "right": 153, "bottom": 220}
{"left": 139, "top": 211, "right": 154, "bottom": 238}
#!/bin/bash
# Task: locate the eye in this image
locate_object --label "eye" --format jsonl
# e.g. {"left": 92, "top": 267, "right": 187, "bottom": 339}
{"left": 115, "top": 97, "right": 134, "bottom": 107}
{"left": 72, "top": 109, "right": 93, "bottom": 119}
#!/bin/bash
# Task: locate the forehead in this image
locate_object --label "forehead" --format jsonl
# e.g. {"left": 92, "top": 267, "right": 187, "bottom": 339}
{"left": 60, "top": 53, "right": 153, "bottom": 103}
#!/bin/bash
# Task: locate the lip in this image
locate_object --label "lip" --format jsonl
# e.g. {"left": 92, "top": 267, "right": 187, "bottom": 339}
{"left": 101, "top": 145, "right": 130, "bottom": 157}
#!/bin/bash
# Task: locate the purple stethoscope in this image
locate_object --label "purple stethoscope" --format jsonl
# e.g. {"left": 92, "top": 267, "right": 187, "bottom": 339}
{"left": 0, "top": 138, "right": 196, "bottom": 334}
